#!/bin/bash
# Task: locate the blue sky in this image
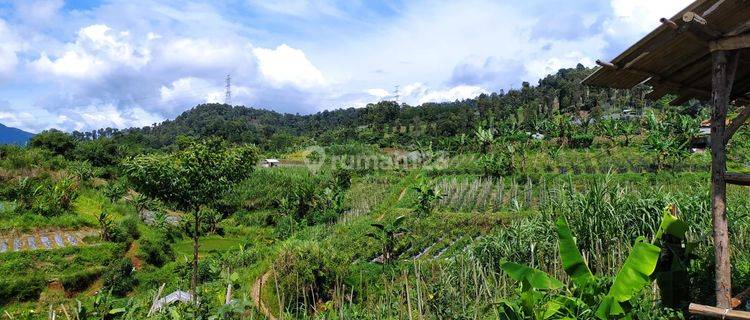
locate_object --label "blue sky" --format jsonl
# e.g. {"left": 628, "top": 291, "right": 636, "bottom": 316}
{"left": 0, "top": 0, "right": 690, "bottom": 133}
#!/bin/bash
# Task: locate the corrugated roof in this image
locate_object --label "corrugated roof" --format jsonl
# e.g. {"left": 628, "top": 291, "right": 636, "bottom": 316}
{"left": 582, "top": 0, "right": 750, "bottom": 105}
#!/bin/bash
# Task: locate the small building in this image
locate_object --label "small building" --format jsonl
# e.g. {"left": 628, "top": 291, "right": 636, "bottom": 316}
{"left": 262, "top": 159, "right": 280, "bottom": 168}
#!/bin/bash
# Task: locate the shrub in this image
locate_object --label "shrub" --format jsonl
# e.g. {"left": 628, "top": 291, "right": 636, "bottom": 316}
{"left": 102, "top": 181, "right": 126, "bottom": 203}
{"left": 272, "top": 240, "right": 344, "bottom": 314}
{"left": 478, "top": 152, "right": 514, "bottom": 177}
{"left": 120, "top": 216, "right": 141, "bottom": 240}
{"left": 13, "top": 177, "right": 80, "bottom": 217}
{"left": 138, "top": 235, "right": 175, "bottom": 267}
{"left": 60, "top": 268, "right": 103, "bottom": 293}
{"left": 102, "top": 259, "right": 137, "bottom": 297}
{"left": 569, "top": 133, "right": 594, "bottom": 149}
{"left": 0, "top": 276, "right": 46, "bottom": 302}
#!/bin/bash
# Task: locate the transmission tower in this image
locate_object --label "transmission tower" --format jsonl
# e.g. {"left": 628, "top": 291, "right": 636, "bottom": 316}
{"left": 225, "top": 74, "right": 232, "bottom": 106}
{"left": 393, "top": 85, "right": 400, "bottom": 104}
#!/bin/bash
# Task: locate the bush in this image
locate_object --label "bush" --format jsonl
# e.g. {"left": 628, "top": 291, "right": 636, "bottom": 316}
{"left": 272, "top": 240, "right": 344, "bottom": 314}
{"left": 60, "top": 268, "right": 103, "bottom": 293}
{"left": 0, "top": 276, "right": 46, "bottom": 302}
{"left": 569, "top": 133, "right": 594, "bottom": 149}
{"left": 478, "top": 152, "right": 514, "bottom": 177}
{"left": 12, "top": 177, "right": 80, "bottom": 217}
{"left": 120, "top": 216, "right": 141, "bottom": 240}
{"left": 102, "top": 259, "right": 137, "bottom": 297}
{"left": 138, "top": 235, "right": 175, "bottom": 267}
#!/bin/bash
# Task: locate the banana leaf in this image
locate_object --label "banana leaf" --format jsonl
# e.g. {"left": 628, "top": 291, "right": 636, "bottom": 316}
{"left": 556, "top": 218, "right": 594, "bottom": 287}
{"left": 653, "top": 207, "right": 688, "bottom": 243}
{"left": 500, "top": 261, "right": 563, "bottom": 291}
{"left": 596, "top": 237, "right": 660, "bottom": 319}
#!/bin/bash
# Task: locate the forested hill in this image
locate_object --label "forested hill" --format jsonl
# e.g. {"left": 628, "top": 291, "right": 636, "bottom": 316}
{"left": 76, "top": 64, "right": 652, "bottom": 151}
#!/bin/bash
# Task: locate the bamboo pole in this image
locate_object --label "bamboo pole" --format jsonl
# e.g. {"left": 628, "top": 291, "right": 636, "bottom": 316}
{"left": 689, "top": 303, "right": 750, "bottom": 319}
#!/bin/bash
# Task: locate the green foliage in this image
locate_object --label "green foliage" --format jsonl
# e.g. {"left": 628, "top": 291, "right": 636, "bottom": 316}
{"left": 138, "top": 234, "right": 175, "bottom": 267}
{"left": 367, "top": 215, "right": 408, "bottom": 264}
{"left": 12, "top": 177, "right": 80, "bottom": 217}
{"left": 29, "top": 129, "right": 76, "bottom": 156}
{"left": 272, "top": 240, "right": 344, "bottom": 313}
{"left": 102, "top": 181, "right": 126, "bottom": 203}
{"left": 102, "top": 258, "right": 138, "bottom": 297}
{"left": 411, "top": 177, "right": 442, "bottom": 216}
{"left": 569, "top": 133, "right": 594, "bottom": 149}
{"left": 500, "top": 213, "right": 685, "bottom": 319}
{"left": 0, "top": 244, "right": 123, "bottom": 303}
{"left": 478, "top": 150, "right": 515, "bottom": 177}
{"left": 123, "top": 138, "right": 259, "bottom": 212}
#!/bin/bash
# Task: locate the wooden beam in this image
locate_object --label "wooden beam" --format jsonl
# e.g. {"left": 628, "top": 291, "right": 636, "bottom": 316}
{"left": 726, "top": 105, "right": 750, "bottom": 142}
{"left": 727, "top": 20, "right": 750, "bottom": 37}
{"left": 689, "top": 303, "right": 750, "bottom": 319}
{"left": 726, "top": 172, "right": 750, "bottom": 186}
{"left": 711, "top": 34, "right": 750, "bottom": 52}
{"left": 710, "top": 50, "right": 739, "bottom": 309}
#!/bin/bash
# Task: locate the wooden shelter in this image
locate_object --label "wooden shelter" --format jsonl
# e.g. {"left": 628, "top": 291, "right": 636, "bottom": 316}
{"left": 583, "top": 0, "right": 750, "bottom": 317}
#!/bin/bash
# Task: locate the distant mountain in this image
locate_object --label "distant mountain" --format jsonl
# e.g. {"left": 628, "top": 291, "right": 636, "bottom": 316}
{"left": 0, "top": 123, "right": 34, "bottom": 145}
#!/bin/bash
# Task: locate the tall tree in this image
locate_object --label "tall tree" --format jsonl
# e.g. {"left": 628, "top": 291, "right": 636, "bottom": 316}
{"left": 122, "top": 138, "right": 258, "bottom": 299}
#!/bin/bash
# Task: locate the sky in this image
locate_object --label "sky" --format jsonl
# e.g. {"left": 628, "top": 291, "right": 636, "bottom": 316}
{"left": 0, "top": 0, "right": 692, "bottom": 133}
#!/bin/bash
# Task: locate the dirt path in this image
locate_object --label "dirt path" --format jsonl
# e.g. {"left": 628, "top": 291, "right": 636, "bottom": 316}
{"left": 251, "top": 271, "right": 277, "bottom": 320}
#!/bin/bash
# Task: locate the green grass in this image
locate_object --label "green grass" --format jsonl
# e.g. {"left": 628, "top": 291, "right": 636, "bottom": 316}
{"left": 173, "top": 236, "right": 245, "bottom": 259}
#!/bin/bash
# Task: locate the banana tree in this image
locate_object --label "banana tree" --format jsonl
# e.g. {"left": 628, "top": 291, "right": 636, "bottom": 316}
{"left": 499, "top": 207, "right": 689, "bottom": 319}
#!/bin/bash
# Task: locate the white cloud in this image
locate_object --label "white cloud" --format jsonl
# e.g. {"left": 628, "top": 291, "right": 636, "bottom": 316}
{"left": 253, "top": 44, "right": 326, "bottom": 89}
{"left": 607, "top": 0, "right": 691, "bottom": 41}
{"left": 0, "top": 19, "right": 22, "bottom": 80}
{"left": 31, "top": 24, "right": 151, "bottom": 79}
{"left": 415, "top": 85, "right": 488, "bottom": 105}
{"left": 525, "top": 52, "right": 596, "bottom": 80}
{"left": 366, "top": 88, "right": 390, "bottom": 99}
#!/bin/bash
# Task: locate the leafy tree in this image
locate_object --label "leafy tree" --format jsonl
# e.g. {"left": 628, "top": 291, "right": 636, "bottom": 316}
{"left": 128, "top": 193, "right": 153, "bottom": 220}
{"left": 122, "top": 138, "right": 258, "bottom": 298}
{"left": 29, "top": 129, "right": 76, "bottom": 156}
{"left": 367, "top": 215, "right": 408, "bottom": 264}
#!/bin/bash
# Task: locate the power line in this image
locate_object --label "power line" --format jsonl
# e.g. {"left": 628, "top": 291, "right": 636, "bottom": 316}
{"left": 225, "top": 74, "right": 232, "bottom": 106}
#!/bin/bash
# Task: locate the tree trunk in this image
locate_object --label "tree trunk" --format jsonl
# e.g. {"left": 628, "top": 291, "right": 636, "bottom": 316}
{"left": 710, "top": 50, "right": 739, "bottom": 308}
{"left": 191, "top": 209, "right": 200, "bottom": 303}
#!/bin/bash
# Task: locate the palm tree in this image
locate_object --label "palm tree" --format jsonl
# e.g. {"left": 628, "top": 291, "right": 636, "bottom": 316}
{"left": 367, "top": 215, "right": 408, "bottom": 264}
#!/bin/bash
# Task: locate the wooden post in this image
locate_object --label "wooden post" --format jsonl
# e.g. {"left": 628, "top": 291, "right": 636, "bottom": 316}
{"left": 711, "top": 50, "right": 739, "bottom": 308}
